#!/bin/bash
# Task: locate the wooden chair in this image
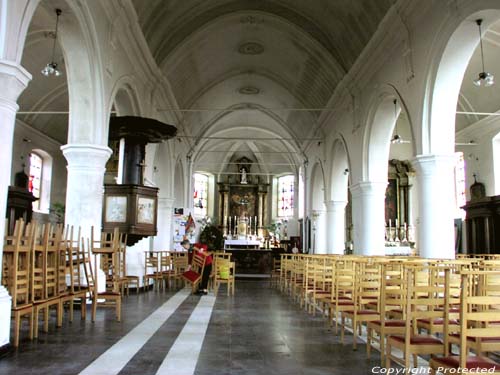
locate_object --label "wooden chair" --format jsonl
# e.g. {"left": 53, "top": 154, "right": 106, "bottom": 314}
{"left": 60, "top": 226, "right": 89, "bottom": 322}
{"left": 385, "top": 265, "right": 451, "bottom": 371}
{"left": 270, "top": 257, "right": 281, "bottom": 288}
{"left": 214, "top": 259, "right": 235, "bottom": 296}
{"left": 160, "top": 251, "right": 175, "bottom": 290}
{"left": 323, "top": 259, "right": 356, "bottom": 334}
{"left": 172, "top": 252, "right": 188, "bottom": 288}
{"left": 32, "top": 224, "right": 63, "bottom": 338}
{"left": 182, "top": 251, "right": 207, "bottom": 294}
{"left": 89, "top": 228, "right": 122, "bottom": 322}
{"left": 429, "top": 270, "right": 500, "bottom": 374}
{"left": 367, "top": 262, "right": 407, "bottom": 365}
{"left": 341, "top": 261, "right": 382, "bottom": 350}
{"left": 3, "top": 219, "right": 34, "bottom": 347}
{"left": 116, "top": 235, "right": 139, "bottom": 295}
{"left": 143, "top": 251, "right": 162, "bottom": 291}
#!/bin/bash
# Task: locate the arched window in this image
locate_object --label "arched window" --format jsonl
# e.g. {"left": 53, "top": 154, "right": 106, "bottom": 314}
{"left": 28, "top": 150, "right": 53, "bottom": 213}
{"left": 193, "top": 173, "right": 209, "bottom": 217}
{"left": 29, "top": 152, "right": 43, "bottom": 211}
{"left": 278, "top": 175, "right": 294, "bottom": 217}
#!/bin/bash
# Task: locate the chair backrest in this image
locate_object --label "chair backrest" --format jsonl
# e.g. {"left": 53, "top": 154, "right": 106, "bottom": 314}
{"left": 403, "top": 264, "right": 451, "bottom": 351}
{"left": 457, "top": 270, "right": 500, "bottom": 368}
{"left": 9, "top": 219, "right": 34, "bottom": 308}
{"left": 192, "top": 251, "right": 207, "bottom": 276}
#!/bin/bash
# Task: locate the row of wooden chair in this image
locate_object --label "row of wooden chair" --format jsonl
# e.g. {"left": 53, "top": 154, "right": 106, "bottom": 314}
{"left": 274, "top": 254, "right": 500, "bottom": 374}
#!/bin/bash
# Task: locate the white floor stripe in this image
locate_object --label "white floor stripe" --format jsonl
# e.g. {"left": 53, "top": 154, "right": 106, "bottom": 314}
{"left": 155, "top": 295, "right": 216, "bottom": 375}
{"left": 79, "top": 288, "right": 191, "bottom": 375}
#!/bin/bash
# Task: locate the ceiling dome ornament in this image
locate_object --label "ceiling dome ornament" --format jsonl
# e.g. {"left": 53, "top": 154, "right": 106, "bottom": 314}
{"left": 238, "top": 42, "right": 264, "bottom": 55}
{"left": 238, "top": 86, "right": 260, "bottom": 95}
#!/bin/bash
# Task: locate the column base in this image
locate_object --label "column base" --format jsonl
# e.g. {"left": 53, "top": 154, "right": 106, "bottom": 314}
{"left": 0, "top": 286, "right": 12, "bottom": 347}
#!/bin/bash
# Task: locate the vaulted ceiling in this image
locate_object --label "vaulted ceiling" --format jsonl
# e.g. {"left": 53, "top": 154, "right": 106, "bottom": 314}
{"left": 15, "top": 0, "right": 500, "bottom": 179}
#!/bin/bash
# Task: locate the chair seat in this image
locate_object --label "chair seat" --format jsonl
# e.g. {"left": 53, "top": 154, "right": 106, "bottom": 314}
{"left": 418, "top": 318, "right": 459, "bottom": 325}
{"left": 370, "top": 320, "right": 406, "bottom": 327}
{"left": 389, "top": 335, "right": 443, "bottom": 345}
{"left": 432, "top": 355, "right": 500, "bottom": 370}
{"left": 344, "top": 310, "right": 379, "bottom": 315}
{"left": 183, "top": 270, "right": 201, "bottom": 282}
{"left": 12, "top": 303, "right": 33, "bottom": 312}
{"left": 450, "top": 333, "right": 500, "bottom": 343}
{"left": 97, "top": 291, "right": 121, "bottom": 296}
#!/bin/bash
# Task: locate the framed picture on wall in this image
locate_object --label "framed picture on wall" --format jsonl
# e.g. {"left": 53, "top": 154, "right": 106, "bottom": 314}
{"left": 137, "top": 196, "right": 155, "bottom": 224}
{"left": 385, "top": 178, "right": 398, "bottom": 224}
{"left": 105, "top": 196, "right": 127, "bottom": 223}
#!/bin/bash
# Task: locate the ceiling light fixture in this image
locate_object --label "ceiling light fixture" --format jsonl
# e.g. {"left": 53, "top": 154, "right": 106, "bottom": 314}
{"left": 41, "top": 9, "right": 62, "bottom": 77}
{"left": 390, "top": 99, "right": 411, "bottom": 144}
{"left": 473, "top": 19, "right": 494, "bottom": 87}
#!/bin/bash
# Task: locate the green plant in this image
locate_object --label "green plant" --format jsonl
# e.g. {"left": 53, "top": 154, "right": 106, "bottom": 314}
{"left": 50, "top": 202, "right": 65, "bottom": 223}
{"left": 199, "top": 224, "right": 224, "bottom": 251}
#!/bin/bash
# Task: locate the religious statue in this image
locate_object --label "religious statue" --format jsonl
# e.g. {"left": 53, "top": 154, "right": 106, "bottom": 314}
{"left": 240, "top": 167, "right": 248, "bottom": 184}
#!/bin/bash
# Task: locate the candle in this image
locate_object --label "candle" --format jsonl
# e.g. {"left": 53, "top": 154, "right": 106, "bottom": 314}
{"left": 396, "top": 218, "right": 399, "bottom": 228}
{"left": 389, "top": 219, "right": 391, "bottom": 227}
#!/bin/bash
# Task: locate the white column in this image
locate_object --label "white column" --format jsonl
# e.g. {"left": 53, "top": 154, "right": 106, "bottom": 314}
{"left": 61, "top": 144, "right": 112, "bottom": 240}
{"left": 155, "top": 197, "right": 175, "bottom": 250}
{"left": 313, "top": 209, "right": 327, "bottom": 254}
{"left": 413, "top": 154, "right": 456, "bottom": 259}
{"left": 185, "top": 156, "right": 193, "bottom": 209}
{"left": 0, "top": 61, "right": 31, "bottom": 347}
{"left": 326, "top": 200, "right": 347, "bottom": 254}
{"left": 350, "top": 181, "right": 387, "bottom": 256}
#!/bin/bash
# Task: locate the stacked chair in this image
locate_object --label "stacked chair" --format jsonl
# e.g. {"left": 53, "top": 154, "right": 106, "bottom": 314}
{"left": 3, "top": 219, "right": 34, "bottom": 346}
{"left": 89, "top": 227, "right": 122, "bottom": 322}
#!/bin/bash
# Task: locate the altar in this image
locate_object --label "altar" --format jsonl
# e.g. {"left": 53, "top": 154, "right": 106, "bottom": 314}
{"left": 224, "top": 239, "right": 260, "bottom": 250}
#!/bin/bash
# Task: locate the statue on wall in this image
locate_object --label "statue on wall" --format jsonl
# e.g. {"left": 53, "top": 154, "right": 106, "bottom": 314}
{"left": 240, "top": 167, "right": 248, "bottom": 184}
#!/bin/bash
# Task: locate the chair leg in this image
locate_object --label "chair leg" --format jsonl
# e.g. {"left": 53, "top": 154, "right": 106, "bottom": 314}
{"left": 116, "top": 297, "right": 121, "bottom": 322}
{"left": 81, "top": 296, "right": 86, "bottom": 320}
{"left": 91, "top": 296, "right": 97, "bottom": 323}
{"left": 57, "top": 301, "right": 63, "bottom": 327}
{"left": 33, "top": 307, "right": 40, "bottom": 338}
{"left": 14, "top": 312, "right": 20, "bottom": 347}
{"left": 44, "top": 305, "right": 49, "bottom": 332}
{"left": 28, "top": 310, "right": 34, "bottom": 341}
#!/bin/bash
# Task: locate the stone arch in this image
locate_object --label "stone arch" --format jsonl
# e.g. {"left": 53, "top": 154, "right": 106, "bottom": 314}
{"left": 329, "top": 137, "right": 350, "bottom": 202}
{"left": 362, "top": 85, "right": 414, "bottom": 182}
{"left": 325, "top": 137, "right": 351, "bottom": 254}
{"left": 423, "top": 2, "right": 500, "bottom": 155}
{"left": 108, "top": 77, "right": 143, "bottom": 117}
{"left": 173, "top": 157, "right": 185, "bottom": 208}
{"left": 309, "top": 161, "right": 326, "bottom": 253}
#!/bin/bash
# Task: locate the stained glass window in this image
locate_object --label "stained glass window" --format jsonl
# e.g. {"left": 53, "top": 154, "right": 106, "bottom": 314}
{"left": 193, "top": 173, "right": 208, "bottom": 216}
{"left": 278, "top": 175, "right": 294, "bottom": 217}
{"left": 29, "top": 152, "right": 43, "bottom": 211}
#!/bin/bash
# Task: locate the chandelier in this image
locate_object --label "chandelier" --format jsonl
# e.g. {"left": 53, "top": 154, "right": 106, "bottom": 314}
{"left": 473, "top": 19, "right": 494, "bottom": 87}
{"left": 41, "top": 9, "right": 62, "bottom": 77}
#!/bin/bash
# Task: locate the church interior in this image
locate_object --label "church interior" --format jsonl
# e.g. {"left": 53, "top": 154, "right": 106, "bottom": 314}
{"left": 1, "top": 0, "right": 500, "bottom": 374}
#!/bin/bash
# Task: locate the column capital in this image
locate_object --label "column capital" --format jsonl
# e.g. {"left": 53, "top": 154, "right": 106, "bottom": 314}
{"left": 61, "top": 144, "right": 112, "bottom": 170}
{"left": 325, "top": 200, "right": 348, "bottom": 211}
{"left": 0, "top": 60, "right": 31, "bottom": 103}
{"left": 158, "top": 197, "right": 175, "bottom": 210}
{"left": 349, "top": 181, "right": 387, "bottom": 198}
{"left": 412, "top": 154, "right": 456, "bottom": 176}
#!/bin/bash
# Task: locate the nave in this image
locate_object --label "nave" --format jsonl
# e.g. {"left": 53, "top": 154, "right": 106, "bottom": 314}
{"left": 0, "top": 280, "right": 382, "bottom": 375}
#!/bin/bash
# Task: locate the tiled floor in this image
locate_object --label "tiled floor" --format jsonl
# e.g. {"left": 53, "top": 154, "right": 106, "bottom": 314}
{"left": 0, "top": 280, "right": 383, "bottom": 375}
